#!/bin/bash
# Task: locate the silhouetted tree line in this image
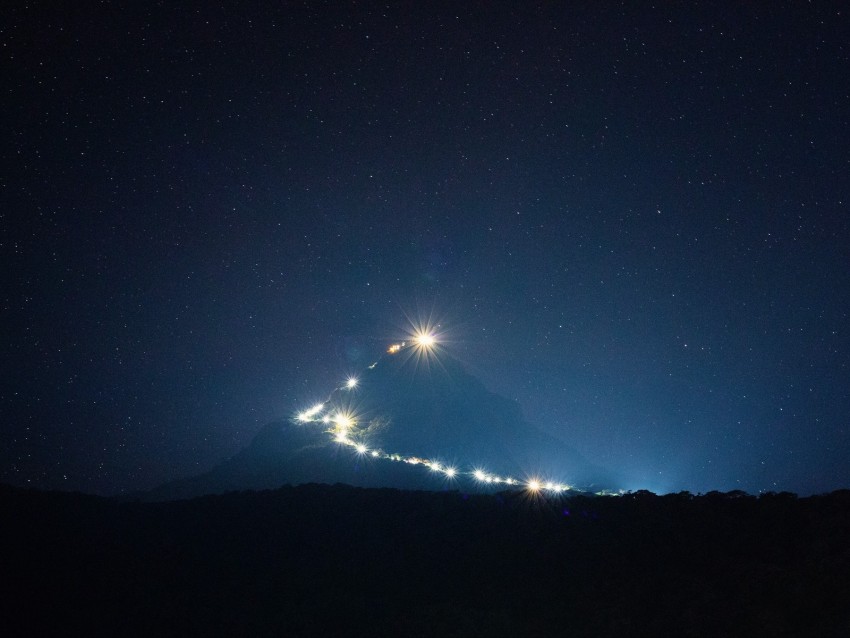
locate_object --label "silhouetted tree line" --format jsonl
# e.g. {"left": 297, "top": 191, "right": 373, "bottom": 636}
{"left": 2, "top": 483, "right": 849, "bottom": 637}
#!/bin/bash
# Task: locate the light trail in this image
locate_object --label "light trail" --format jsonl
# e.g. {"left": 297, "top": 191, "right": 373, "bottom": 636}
{"left": 293, "top": 337, "right": 576, "bottom": 496}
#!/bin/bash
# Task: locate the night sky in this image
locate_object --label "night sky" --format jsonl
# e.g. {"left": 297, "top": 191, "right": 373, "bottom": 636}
{"left": 3, "top": 2, "right": 848, "bottom": 497}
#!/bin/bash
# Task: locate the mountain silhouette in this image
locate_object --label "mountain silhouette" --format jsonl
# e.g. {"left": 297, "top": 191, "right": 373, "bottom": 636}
{"left": 145, "top": 348, "right": 620, "bottom": 500}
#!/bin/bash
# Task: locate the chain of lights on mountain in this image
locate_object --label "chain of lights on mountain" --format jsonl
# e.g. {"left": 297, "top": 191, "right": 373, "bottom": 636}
{"left": 294, "top": 331, "right": 575, "bottom": 495}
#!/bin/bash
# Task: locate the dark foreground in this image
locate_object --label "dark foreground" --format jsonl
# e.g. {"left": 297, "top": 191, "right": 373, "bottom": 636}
{"left": 3, "top": 483, "right": 849, "bottom": 637}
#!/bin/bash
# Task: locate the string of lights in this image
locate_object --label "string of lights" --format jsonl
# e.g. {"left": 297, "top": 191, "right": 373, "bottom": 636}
{"left": 294, "top": 331, "right": 574, "bottom": 495}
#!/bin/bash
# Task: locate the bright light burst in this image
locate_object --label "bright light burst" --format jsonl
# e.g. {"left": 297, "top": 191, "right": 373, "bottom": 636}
{"left": 414, "top": 332, "right": 436, "bottom": 348}
{"left": 293, "top": 336, "right": 575, "bottom": 497}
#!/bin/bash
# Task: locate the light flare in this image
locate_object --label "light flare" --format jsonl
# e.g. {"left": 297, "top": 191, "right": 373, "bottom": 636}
{"left": 414, "top": 332, "right": 436, "bottom": 348}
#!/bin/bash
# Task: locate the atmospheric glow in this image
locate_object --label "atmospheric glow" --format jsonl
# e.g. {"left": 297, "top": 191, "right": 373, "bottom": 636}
{"left": 292, "top": 338, "right": 577, "bottom": 497}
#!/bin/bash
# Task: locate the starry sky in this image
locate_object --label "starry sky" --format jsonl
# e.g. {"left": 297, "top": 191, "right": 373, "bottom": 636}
{"left": 2, "top": 2, "right": 848, "bottom": 496}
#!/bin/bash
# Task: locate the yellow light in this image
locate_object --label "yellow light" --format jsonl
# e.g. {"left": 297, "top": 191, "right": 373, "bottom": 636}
{"left": 387, "top": 343, "right": 403, "bottom": 354}
{"left": 333, "top": 413, "right": 354, "bottom": 429}
{"left": 527, "top": 480, "right": 541, "bottom": 492}
{"left": 346, "top": 377, "right": 358, "bottom": 389}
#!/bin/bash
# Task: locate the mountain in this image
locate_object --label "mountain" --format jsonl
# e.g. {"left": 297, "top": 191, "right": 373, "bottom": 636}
{"left": 145, "top": 348, "right": 620, "bottom": 500}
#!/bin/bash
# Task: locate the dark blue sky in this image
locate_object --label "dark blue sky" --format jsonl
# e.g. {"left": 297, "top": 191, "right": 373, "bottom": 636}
{"left": 2, "top": 1, "right": 848, "bottom": 496}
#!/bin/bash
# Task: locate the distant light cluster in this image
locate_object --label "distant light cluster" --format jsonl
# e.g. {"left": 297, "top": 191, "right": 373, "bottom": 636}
{"left": 294, "top": 333, "right": 574, "bottom": 496}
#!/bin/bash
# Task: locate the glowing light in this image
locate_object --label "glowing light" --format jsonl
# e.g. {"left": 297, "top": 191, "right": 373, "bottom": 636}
{"left": 296, "top": 402, "right": 325, "bottom": 422}
{"left": 474, "top": 470, "right": 487, "bottom": 482}
{"left": 527, "top": 480, "right": 541, "bottom": 492}
{"left": 444, "top": 467, "right": 456, "bottom": 478}
{"left": 428, "top": 462, "right": 442, "bottom": 472}
{"left": 414, "top": 332, "right": 436, "bottom": 348}
{"left": 387, "top": 343, "right": 404, "bottom": 354}
{"left": 346, "top": 377, "right": 358, "bottom": 389}
{"left": 355, "top": 444, "right": 367, "bottom": 454}
{"left": 333, "top": 413, "right": 354, "bottom": 429}
{"left": 371, "top": 450, "right": 380, "bottom": 458}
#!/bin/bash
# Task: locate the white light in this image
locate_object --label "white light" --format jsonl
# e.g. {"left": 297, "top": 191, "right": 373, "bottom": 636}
{"left": 414, "top": 333, "right": 435, "bottom": 348}
{"left": 444, "top": 467, "right": 456, "bottom": 478}
{"left": 346, "top": 377, "right": 358, "bottom": 389}
{"left": 429, "top": 462, "right": 442, "bottom": 472}
{"left": 355, "top": 444, "right": 367, "bottom": 454}
{"left": 371, "top": 451, "right": 380, "bottom": 458}
{"left": 333, "top": 414, "right": 353, "bottom": 429}
{"left": 474, "top": 470, "right": 487, "bottom": 482}
{"left": 298, "top": 403, "right": 325, "bottom": 421}
{"left": 527, "top": 480, "right": 541, "bottom": 492}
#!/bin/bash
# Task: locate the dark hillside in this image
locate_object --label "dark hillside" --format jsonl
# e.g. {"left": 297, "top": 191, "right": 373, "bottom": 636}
{"left": 3, "top": 484, "right": 849, "bottom": 637}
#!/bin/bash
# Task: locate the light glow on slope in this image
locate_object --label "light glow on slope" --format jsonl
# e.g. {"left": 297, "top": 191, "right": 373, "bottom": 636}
{"left": 294, "top": 337, "right": 578, "bottom": 496}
